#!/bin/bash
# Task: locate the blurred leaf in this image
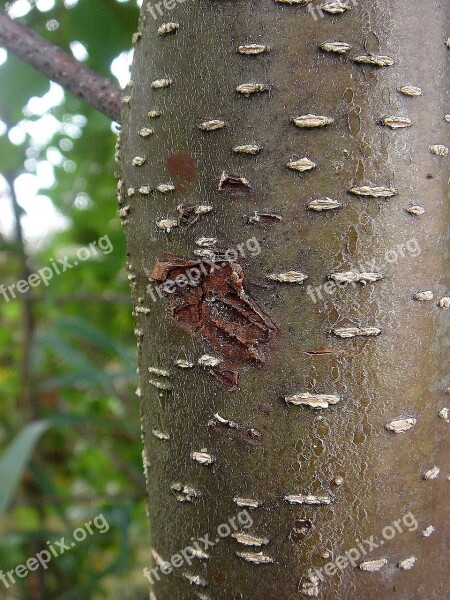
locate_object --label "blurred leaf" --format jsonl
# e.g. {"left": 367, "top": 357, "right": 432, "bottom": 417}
{"left": 0, "top": 55, "right": 49, "bottom": 123}
{"left": 54, "top": 315, "right": 134, "bottom": 365}
{"left": 0, "top": 420, "right": 50, "bottom": 514}
{"left": 0, "top": 135, "right": 23, "bottom": 172}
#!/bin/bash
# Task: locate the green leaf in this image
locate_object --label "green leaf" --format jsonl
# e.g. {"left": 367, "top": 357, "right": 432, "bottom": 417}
{"left": 0, "top": 420, "right": 50, "bottom": 515}
{"left": 55, "top": 315, "right": 134, "bottom": 365}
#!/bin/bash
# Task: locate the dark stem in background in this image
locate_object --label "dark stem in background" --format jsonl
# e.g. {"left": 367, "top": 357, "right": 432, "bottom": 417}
{"left": 0, "top": 11, "right": 124, "bottom": 122}
{"left": 7, "top": 172, "right": 36, "bottom": 421}
{"left": 6, "top": 173, "right": 48, "bottom": 600}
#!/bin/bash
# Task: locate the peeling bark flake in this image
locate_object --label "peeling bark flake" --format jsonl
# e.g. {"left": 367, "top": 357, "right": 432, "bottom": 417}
{"left": 413, "top": 290, "right": 434, "bottom": 301}
{"left": 148, "top": 366, "right": 170, "bottom": 377}
{"left": 195, "top": 237, "right": 218, "bottom": 247}
{"left": 171, "top": 482, "right": 201, "bottom": 502}
{"left": 236, "top": 83, "right": 269, "bottom": 96}
{"left": 422, "top": 466, "right": 439, "bottom": 480}
{"left": 236, "top": 551, "right": 274, "bottom": 564}
{"left": 233, "top": 144, "right": 262, "bottom": 155}
{"left": 132, "top": 156, "right": 146, "bottom": 166}
{"left": 157, "top": 183, "right": 175, "bottom": 193}
{"left": 429, "top": 144, "right": 448, "bottom": 156}
{"left": 139, "top": 127, "right": 154, "bottom": 137}
{"left": 438, "top": 296, "right": 450, "bottom": 308}
{"left": 232, "top": 532, "right": 270, "bottom": 546}
{"left": 134, "top": 306, "right": 151, "bottom": 315}
{"left": 385, "top": 417, "right": 416, "bottom": 433}
{"left": 183, "top": 572, "right": 208, "bottom": 587}
{"left": 275, "top": 0, "right": 311, "bottom": 4}
{"left": 149, "top": 378, "right": 172, "bottom": 390}
{"left": 321, "top": 1, "right": 351, "bottom": 14}
{"left": 156, "top": 218, "right": 178, "bottom": 232}
{"left": 174, "top": 358, "right": 194, "bottom": 368}
{"left": 152, "top": 429, "right": 170, "bottom": 440}
{"left": 399, "top": 556, "right": 417, "bottom": 570}
{"left": 151, "top": 78, "right": 172, "bottom": 89}
{"left": 308, "top": 197, "right": 342, "bottom": 211}
{"left": 380, "top": 116, "right": 412, "bottom": 129}
{"left": 421, "top": 525, "right": 435, "bottom": 537}
{"left": 359, "top": 558, "right": 388, "bottom": 571}
{"left": 158, "top": 22, "right": 179, "bottom": 35}
{"left": 438, "top": 407, "right": 449, "bottom": 421}
{"left": 330, "top": 271, "right": 383, "bottom": 284}
{"left": 293, "top": 114, "right": 334, "bottom": 128}
{"left": 332, "top": 326, "right": 381, "bottom": 338}
{"left": 349, "top": 185, "right": 397, "bottom": 198}
{"left": 198, "top": 119, "right": 225, "bottom": 131}
{"left": 285, "top": 393, "right": 341, "bottom": 409}
{"left": 406, "top": 205, "right": 425, "bottom": 216}
{"left": 191, "top": 450, "right": 215, "bottom": 465}
{"left": 233, "top": 497, "right": 261, "bottom": 509}
{"left": 320, "top": 41, "right": 351, "bottom": 54}
{"left": 399, "top": 85, "right": 422, "bottom": 96}
{"left": 353, "top": 54, "right": 394, "bottom": 67}
{"left": 284, "top": 493, "right": 333, "bottom": 505}
{"left": 267, "top": 271, "right": 308, "bottom": 284}
{"left": 287, "top": 157, "right": 316, "bottom": 172}
{"left": 238, "top": 43, "right": 270, "bottom": 55}
{"left": 198, "top": 354, "right": 222, "bottom": 367}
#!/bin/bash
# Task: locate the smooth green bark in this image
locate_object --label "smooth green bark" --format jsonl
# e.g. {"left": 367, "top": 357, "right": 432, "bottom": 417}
{"left": 120, "top": 2, "right": 449, "bottom": 598}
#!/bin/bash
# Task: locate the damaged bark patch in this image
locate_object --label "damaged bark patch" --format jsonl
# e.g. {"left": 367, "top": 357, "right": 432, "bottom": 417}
{"left": 290, "top": 518, "right": 314, "bottom": 543}
{"left": 219, "top": 171, "right": 252, "bottom": 192}
{"left": 177, "top": 203, "right": 213, "bottom": 229}
{"left": 149, "top": 253, "right": 277, "bottom": 389}
{"left": 246, "top": 211, "right": 283, "bottom": 225}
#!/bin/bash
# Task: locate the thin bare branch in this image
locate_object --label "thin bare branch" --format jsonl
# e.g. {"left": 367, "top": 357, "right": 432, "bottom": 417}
{"left": 0, "top": 11, "right": 124, "bottom": 122}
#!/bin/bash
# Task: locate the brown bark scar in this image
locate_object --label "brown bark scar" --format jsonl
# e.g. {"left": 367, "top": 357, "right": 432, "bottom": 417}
{"left": 166, "top": 152, "right": 197, "bottom": 193}
{"left": 149, "top": 253, "right": 277, "bottom": 389}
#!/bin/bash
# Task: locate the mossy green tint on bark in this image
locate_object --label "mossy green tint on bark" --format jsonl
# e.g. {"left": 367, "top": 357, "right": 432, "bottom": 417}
{"left": 119, "top": 2, "right": 449, "bottom": 598}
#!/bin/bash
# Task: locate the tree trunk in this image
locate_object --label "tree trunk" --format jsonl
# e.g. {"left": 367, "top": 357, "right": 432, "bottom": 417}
{"left": 119, "top": 2, "right": 449, "bottom": 598}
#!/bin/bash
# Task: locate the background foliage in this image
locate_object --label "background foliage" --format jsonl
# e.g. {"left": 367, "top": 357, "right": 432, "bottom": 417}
{"left": 0, "top": 1, "right": 150, "bottom": 598}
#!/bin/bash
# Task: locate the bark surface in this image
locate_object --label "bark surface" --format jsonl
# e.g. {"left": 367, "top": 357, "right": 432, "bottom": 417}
{"left": 119, "top": 2, "right": 449, "bottom": 598}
